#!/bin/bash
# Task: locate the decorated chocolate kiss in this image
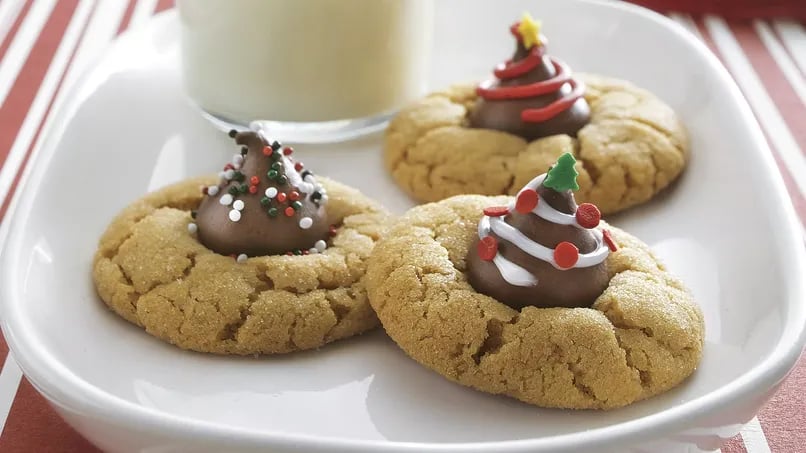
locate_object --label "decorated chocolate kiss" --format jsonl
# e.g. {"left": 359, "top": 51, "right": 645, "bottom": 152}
{"left": 466, "top": 153, "right": 618, "bottom": 309}
{"left": 468, "top": 13, "right": 591, "bottom": 141}
{"left": 189, "top": 129, "right": 333, "bottom": 260}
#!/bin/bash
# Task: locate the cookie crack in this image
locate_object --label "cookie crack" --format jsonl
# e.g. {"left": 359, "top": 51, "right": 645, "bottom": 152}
{"left": 395, "top": 122, "right": 453, "bottom": 174}
{"left": 284, "top": 316, "right": 299, "bottom": 350}
{"left": 327, "top": 298, "right": 350, "bottom": 324}
{"left": 181, "top": 252, "right": 197, "bottom": 280}
{"left": 102, "top": 213, "right": 152, "bottom": 259}
{"left": 218, "top": 304, "right": 250, "bottom": 342}
{"left": 471, "top": 314, "right": 518, "bottom": 364}
{"left": 623, "top": 116, "right": 681, "bottom": 150}
{"left": 566, "top": 359, "right": 599, "bottom": 402}
{"left": 613, "top": 334, "right": 651, "bottom": 388}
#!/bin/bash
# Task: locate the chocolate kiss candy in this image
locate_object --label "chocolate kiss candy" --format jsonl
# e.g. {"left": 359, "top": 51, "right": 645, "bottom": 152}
{"left": 195, "top": 131, "right": 329, "bottom": 256}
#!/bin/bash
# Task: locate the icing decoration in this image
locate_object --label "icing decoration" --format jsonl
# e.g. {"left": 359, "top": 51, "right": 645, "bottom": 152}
{"left": 478, "top": 236, "right": 499, "bottom": 261}
{"left": 603, "top": 229, "right": 618, "bottom": 252}
{"left": 553, "top": 241, "right": 579, "bottom": 269}
{"left": 515, "top": 188, "right": 539, "bottom": 213}
{"left": 542, "top": 153, "right": 579, "bottom": 191}
{"left": 471, "top": 153, "right": 610, "bottom": 290}
{"left": 516, "top": 13, "right": 542, "bottom": 50}
{"left": 484, "top": 206, "right": 510, "bottom": 217}
{"left": 468, "top": 14, "right": 590, "bottom": 141}
{"left": 575, "top": 203, "right": 601, "bottom": 229}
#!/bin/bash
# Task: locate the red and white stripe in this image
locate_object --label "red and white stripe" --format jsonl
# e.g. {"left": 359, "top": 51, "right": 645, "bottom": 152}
{"left": 0, "top": 0, "right": 173, "bottom": 450}
{"left": 671, "top": 13, "right": 806, "bottom": 453}
{"left": 0, "top": 1, "right": 804, "bottom": 451}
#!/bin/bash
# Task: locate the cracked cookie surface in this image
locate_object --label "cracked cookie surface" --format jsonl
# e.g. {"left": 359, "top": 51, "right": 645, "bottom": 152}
{"left": 93, "top": 176, "right": 389, "bottom": 355}
{"left": 366, "top": 195, "right": 704, "bottom": 409}
{"left": 385, "top": 74, "right": 689, "bottom": 214}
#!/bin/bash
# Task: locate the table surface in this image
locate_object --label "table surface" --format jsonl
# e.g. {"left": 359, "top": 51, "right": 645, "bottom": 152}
{"left": 0, "top": 1, "right": 804, "bottom": 452}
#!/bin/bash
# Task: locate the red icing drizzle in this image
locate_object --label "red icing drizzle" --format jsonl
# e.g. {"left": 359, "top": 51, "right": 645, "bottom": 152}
{"left": 475, "top": 27, "right": 585, "bottom": 124}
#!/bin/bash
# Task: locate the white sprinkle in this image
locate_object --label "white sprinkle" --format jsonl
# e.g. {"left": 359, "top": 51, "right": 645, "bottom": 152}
{"left": 218, "top": 171, "right": 226, "bottom": 180}
{"left": 229, "top": 209, "right": 241, "bottom": 222}
{"left": 315, "top": 240, "right": 327, "bottom": 252}
{"left": 236, "top": 254, "right": 248, "bottom": 263}
{"left": 187, "top": 223, "right": 197, "bottom": 234}
{"left": 303, "top": 175, "right": 315, "bottom": 183}
{"left": 207, "top": 185, "right": 219, "bottom": 196}
{"left": 265, "top": 187, "right": 278, "bottom": 198}
{"left": 223, "top": 169, "right": 235, "bottom": 180}
{"left": 233, "top": 164, "right": 241, "bottom": 171}
{"left": 219, "top": 193, "right": 233, "bottom": 206}
{"left": 308, "top": 248, "right": 319, "bottom": 254}
{"left": 299, "top": 217, "right": 313, "bottom": 229}
{"left": 320, "top": 194, "right": 329, "bottom": 205}
{"left": 233, "top": 154, "right": 244, "bottom": 166}
{"left": 233, "top": 199, "right": 245, "bottom": 211}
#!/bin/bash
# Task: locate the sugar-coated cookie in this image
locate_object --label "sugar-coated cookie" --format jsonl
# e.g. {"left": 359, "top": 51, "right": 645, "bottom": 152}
{"left": 366, "top": 153, "right": 703, "bottom": 409}
{"left": 93, "top": 130, "right": 389, "bottom": 355}
{"left": 385, "top": 14, "right": 688, "bottom": 214}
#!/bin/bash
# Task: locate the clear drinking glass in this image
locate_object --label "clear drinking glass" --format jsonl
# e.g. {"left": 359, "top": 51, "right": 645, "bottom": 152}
{"left": 177, "top": 0, "right": 433, "bottom": 143}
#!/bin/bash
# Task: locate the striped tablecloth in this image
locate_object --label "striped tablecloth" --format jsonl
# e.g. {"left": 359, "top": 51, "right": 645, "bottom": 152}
{"left": 0, "top": 1, "right": 803, "bottom": 452}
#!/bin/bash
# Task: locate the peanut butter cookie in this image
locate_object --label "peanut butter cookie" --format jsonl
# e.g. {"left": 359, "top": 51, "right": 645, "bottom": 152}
{"left": 365, "top": 192, "right": 704, "bottom": 409}
{"left": 93, "top": 176, "right": 388, "bottom": 355}
{"left": 385, "top": 13, "right": 688, "bottom": 214}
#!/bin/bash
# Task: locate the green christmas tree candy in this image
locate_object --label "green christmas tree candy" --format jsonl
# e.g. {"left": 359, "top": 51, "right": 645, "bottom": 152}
{"left": 543, "top": 152, "right": 579, "bottom": 192}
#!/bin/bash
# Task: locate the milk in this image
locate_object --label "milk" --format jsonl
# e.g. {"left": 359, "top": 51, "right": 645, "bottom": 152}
{"left": 178, "top": 0, "right": 432, "bottom": 123}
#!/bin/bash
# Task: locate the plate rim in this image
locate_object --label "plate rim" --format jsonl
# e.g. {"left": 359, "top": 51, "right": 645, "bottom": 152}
{"left": 2, "top": 1, "right": 805, "bottom": 451}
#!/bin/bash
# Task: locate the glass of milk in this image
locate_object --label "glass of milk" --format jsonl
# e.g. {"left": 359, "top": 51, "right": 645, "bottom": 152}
{"left": 177, "top": 0, "right": 433, "bottom": 143}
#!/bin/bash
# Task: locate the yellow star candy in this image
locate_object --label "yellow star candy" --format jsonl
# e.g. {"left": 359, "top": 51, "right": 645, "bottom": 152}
{"left": 517, "top": 12, "right": 542, "bottom": 49}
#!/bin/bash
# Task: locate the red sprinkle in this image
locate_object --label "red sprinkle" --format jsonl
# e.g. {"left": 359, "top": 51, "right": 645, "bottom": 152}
{"left": 477, "top": 236, "right": 498, "bottom": 261}
{"left": 302, "top": 250, "right": 309, "bottom": 255}
{"left": 229, "top": 254, "right": 237, "bottom": 259}
{"left": 283, "top": 146, "right": 293, "bottom": 156}
{"left": 276, "top": 192, "right": 287, "bottom": 203}
{"left": 286, "top": 251, "right": 293, "bottom": 256}
{"left": 250, "top": 176, "right": 259, "bottom": 185}
{"left": 262, "top": 146, "right": 273, "bottom": 156}
{"left": 603, "top": 230, "right": 618, "bottom": 252}
{"left": 284, "top": 206, "right": 295, "bottom": 217}
{"left": 483, "top": 206, "right": 509, "bottom": 217}
{"left": 575, "top": 203, "right": 601, "bottom": 229}
{"left": 248, "top": 185, "right": 258, "bottom": 194}
{"left": 294, "top": 162, "right": 304, "bottom": 172}
{"left": 224, "top": 163, "right": 234, "bottom": 171}
{"left": 554, "top": 241, "right": 579, "bottom": 269}
{"left": 201, "top": 186, "right": 208, "bottom": 195}
{"left": 515, "top": 189, "right": 539, "bottom": 214}
{"left": 329, "top": 225, "right": 338, "bottom": 237}
{"left": 289, "top": 191, "right": 300, "bottom": 201}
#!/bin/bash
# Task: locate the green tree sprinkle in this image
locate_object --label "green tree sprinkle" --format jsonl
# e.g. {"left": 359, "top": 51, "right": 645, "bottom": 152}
{"left": 543, "top": 152, "right": 579, "bottom": 192}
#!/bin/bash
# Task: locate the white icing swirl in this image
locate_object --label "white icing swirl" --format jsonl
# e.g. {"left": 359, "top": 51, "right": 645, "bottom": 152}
{"left": 477, "top": 173, "right": 610, "bottom": 286}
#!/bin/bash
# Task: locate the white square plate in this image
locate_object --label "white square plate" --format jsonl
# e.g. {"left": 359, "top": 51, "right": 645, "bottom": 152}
{"left": 1, "top": 1, "right": 805, "bottom": 452}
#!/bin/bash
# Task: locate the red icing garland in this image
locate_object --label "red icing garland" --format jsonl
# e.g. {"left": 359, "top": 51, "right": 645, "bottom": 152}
{"left": 475, "top": 31, "right": 585, "bottom": 124}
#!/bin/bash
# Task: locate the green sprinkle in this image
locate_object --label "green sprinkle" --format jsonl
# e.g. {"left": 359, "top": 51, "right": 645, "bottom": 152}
{"left": 238, "top": 183, "right": 248, "bottom": 193}
{"left": 277, "top": 175, "right": 288, "bottom": 185}
{"left": 271, "top": 162, "right": 282, "bottom": 170}
{"left": 190, "top": 210, "right": 197, "bottom": 219}
{"left": 291, "top": 201, "right": 303, "bottom": 210}
{"left": 260, "top": 196, "right": 270, "bottom": 206}
{"left": 267, "top": 169, "right": 278, "bottom": 179}
{"left": 228, "top": 186, "right": 239, "bottom": 195}
{"left": 268, "top": 207, "right": 279, "bottom": 217}
{"left": 233, "top": 171, "right": 245, "bottom": 182}
{"left": 543, "top": 153, "right": 579, "bottom": 192}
